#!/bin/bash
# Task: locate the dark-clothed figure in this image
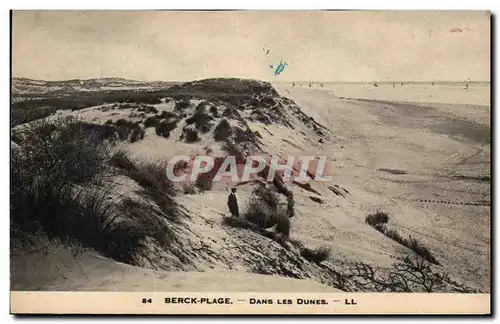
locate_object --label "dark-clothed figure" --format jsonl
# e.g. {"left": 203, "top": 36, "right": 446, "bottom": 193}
{"left": 227, "top": 188, "right": 239, "bottom": 217}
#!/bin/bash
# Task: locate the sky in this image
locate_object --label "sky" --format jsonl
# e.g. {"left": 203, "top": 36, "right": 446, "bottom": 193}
{"left": 12, "top": 10, "right": 491, "bottom": 82}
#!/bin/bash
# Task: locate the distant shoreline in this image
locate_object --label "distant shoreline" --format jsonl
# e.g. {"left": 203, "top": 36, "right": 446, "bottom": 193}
{"left": 12, "top": 77, "right": 490, "bottom": 86}
{"left": 273, "top": 81, "right": 491, "bottom": 85}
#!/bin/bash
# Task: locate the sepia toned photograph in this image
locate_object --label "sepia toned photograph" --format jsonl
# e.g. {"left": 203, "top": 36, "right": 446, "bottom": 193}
{"left": 10, "top": 10, "right": 491, "bottom": 315}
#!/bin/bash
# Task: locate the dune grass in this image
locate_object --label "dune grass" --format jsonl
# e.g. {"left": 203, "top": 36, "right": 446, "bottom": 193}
{"left": 11, "top": 117, "right": 179, "bottom": 265}
{"left": 365, "top": 211, "right": 439, "bottom": 265}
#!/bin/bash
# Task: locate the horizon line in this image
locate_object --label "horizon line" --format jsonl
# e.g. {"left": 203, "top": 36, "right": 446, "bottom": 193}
{"left": 11, "top": 76, "right": 491, "bottom": 84}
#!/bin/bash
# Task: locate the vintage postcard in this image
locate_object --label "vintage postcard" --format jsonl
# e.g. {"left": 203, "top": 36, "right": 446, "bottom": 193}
{"left": 10, "top": 10, "right": 491, "bottom": 315}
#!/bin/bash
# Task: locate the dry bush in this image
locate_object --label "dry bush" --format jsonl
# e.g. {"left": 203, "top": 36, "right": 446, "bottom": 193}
{"left": 309, "top": 196, "right": 323, "bottom": 204}
{"left": 155, "top": 120, "right": 178, "bottom": 138}
{"left": 116, "top": 198, "right": 175, "bottom": 247}
{"left": 214, "top": 119, "right": 233, "bottom": 141}
{"left": 300, "top": 246, "right": 331, "bottom": 264}
{"left": 182, "top": 183, "right": 197, "bottom": 195}
{"left": 221, "top": 216, "right": 289, "bottom": 249}
{"left": 365, "top": 211, "right": 389, "bottom": 227}
{"left": 174, "top": 100, "right": 190, "bottom": 111}
{"left": 185, "top": 110, "right": 213, "bottom": 133}
{"left": 158, "top": 111, "right": 178, "bottom": 119}
{"left": 209, "top": 105, "right": 219, "bottom": 117}
{"left": 11, "top": 105, "right": 57, "bottom": 127}
{"left": 137, "top": 105, "right": 158, "bottom": 114}
{"left": 345, "top": 255, "right": 477, "bottom": 293}
{"left": 110, "top": 151, "right": 178, "bottom": 220}
{"left": 107, "top": 118, "right": 145, "bottom": 142}
{"left": 194, "top": 173, "right": 213, "bottom": 192}
{"left": 365, "top": 211, "right": 440, "bottom": 265}
{"left": 243, "top": 185, "right": 291, "bottom": 238}
{"left": 10, "top": 118, "right": 153, "bottom": 264}
{"left": 184, "top": 128, "right": 199, "bottom": 143}
{"left": 144, "top": 116, "right": 159, "bottom": 128}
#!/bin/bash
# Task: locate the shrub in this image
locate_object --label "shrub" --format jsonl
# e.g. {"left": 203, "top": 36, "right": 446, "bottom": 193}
{"left": 11, "top": 89, "right": 166, "bottom": 120}
{"left": 10, "top": 118, "right": 154, "bottom": 264}
{"left": 185, "top": 111, "right": 213, "bottom": 133}
{"left": 221, "top": 215, "right": 289, "bottom": 249}
{"left": 129, "top": 111, "right": 146, "bottom": 118}
{"left": 222, "top": 107, "right": 233, "bottom": 117}
{"left": 309, "top": 196, "right": 323, "bottom": 204}
{"left": 13, "top": 118, "right": 112, "bottom": 185}
{"left": 214, "top": 119, "right": 233, "bottom": 141}
{"left": 194, "top": 173, "right": 213, "bottom": 191}
{"left": 116, "top": 198, "right": 174, "bottom": 247}
{"left": 11, "top": 105, "right": 57, "bottom": 127}
{"left": 110, "top": 151, "right": 178, "bottom": 219}
{"left": 117, "top": 103, "right": 137, "bottom": 109}
{"left": 275, "top": 214, "right": 291, "bottom": 238}
{"left": 195, "top": 101, "right": 207, "bottom": 113}
{"left": 155, "top": 120, "right": 178, "bottom": 138}
{"left": 183, "top": 183, "right": 197, "bottom": 195}
{"left": 365, "top": 211, "right": 389, "bottom": 227}
{"left": 209, "top": 106, "right": 218, "bottom": 117}
{"left": 68, "top": 121, "right": 117, "bottom": 142}
{"left": 130, "top": 127, "right": 145, "bottom": 143}
{"left": 109, "top": 149, "right": 136, "bottom": 172}
{"left": 300, "top": 246, "right": 331, "bottom": 263}
{"left": 137, "top": 105, "right": 158, "bottom": 114}
{"left": 405, "top": 236, "right": 440, "bottom": 265}
{"left": 158, "top": 111, "right": 177, "bottom": 119}
{"left": 286, "top": 193, "right": 295, "bottom": 218}
{"left": 243, "top": 185, "right": 291, "bottom": 238}
{"left": 221, "top": 107, "right": 243, "bottom": 120}
{"left": 255, "top": 185, "right": 280, "bottom": 210}
{"left": 184, "top": 129, "right": 199, "bottom": 143}
{"left": 346, "top": 255, "right": 475, "bottom": 292}
{"left": 261, "top": 96, "right": 276, "bottom": 107}
{"left": 233, "top": 127, "right": 256, "bottom": 145}
{"left": 108, "top": 119, "right": 144, "bottom": 143}
{"left": 115, "top": 118, "right": 128, "bottom": 127}
{"left": 111, "top": 153, "right": 176, "bottom": 199}
{"left": 144, "top": 116, "right": 159, "bottom": 128}
{"left": 365, "top": 211, "right": 439, "bottom": 265}
{"left": 221, "top": 141, "right": 244, "bottom": 160}
{"left": 174, "top": 100, "right": 190, "bottom": 111}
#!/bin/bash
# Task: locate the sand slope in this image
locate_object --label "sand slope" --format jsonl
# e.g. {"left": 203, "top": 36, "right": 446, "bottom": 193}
{"left": 11, "top": 82, "right": 490, "bottom": 292}
{"left": 11, "top": 244, "right": 339, "bottom": 292}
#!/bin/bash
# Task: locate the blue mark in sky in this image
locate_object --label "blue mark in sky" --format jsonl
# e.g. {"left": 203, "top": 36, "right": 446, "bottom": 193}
{"left": 263, "top": 45, "right": 287, "bottom": 76}
{"left": 272, "top": 60, "right": 288, "bottom": 76}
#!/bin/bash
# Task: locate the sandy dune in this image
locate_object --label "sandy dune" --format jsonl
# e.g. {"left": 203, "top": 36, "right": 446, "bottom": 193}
{"left": 274, "top": 84, "right": 490, "bottom": 291}
{"left": 11, "top": 244, "right": 340, "bottom": 292}
{"left": 11, "top": 81, "right": 490, "bottom": 293}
